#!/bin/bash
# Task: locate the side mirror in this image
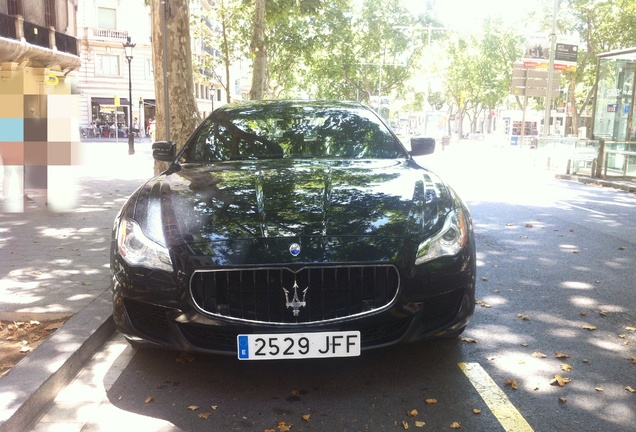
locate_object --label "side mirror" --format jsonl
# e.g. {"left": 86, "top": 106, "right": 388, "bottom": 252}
{"left": 409, "top": 137, "right": 435, "bottom": 156}
{"left": 152, "top": 141, "right": 176, "bottom": 161}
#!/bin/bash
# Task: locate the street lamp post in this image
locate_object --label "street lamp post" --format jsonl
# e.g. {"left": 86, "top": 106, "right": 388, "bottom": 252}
{"left": 123, "top": 36, "right": 136, "bottom": 155}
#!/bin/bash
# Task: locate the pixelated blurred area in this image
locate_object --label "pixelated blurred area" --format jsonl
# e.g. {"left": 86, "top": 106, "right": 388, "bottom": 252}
{"left": 0, "top": 67, "right": 80, "bottom": 213}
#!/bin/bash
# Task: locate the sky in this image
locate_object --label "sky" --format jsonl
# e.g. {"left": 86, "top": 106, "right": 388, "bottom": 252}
{"left": 402, "top": 0, "right": 545, "bottom": 34}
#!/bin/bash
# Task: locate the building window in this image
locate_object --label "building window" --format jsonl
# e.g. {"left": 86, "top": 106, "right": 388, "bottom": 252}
{"left": 44, "top": 0, "right": 56, "bottom": 28}
{"left": 96, "top": 54, "right": 120, "bottom": 76}
{"left": 8, "top": 0, "right": 22, "bottom": 15}
{"left": 98, "top": 7, "right": 117, "bottom": 30}
{"left": 217, "top": 89, "right": 222, "bottom": 101}
{"left": 145, "top": 57, "right": 154, "bottom": 79}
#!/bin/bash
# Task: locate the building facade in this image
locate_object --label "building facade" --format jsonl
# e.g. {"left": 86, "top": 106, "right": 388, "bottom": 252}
{"left": 76, "top": 0, "right": 155, "bottom": 136}
{"left": 76, "top": 0, "right": 248, "bottom": 135}
{"left": 0, "top": 0, "right": 81, "bottom": 211}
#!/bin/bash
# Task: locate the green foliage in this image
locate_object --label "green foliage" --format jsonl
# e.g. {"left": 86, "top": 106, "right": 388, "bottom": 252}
{"left": 242, "top": 0, "right": 439, "bottom": 102}
{"left": 443, "top": 19, "right": 522, "bottom": 132}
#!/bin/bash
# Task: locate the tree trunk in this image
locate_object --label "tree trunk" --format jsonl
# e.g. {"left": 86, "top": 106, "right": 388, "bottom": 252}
{"left": 220, "top": 3, "right": 232, "bottom": 103}
{"left": 568, "top": 78, "right": 578, "bottom": 137}
{"left": 249, "top": 0, "right": 267, "bottom": 100}
{"left": 150, "top": 0, "right": 201, "bottom": 174}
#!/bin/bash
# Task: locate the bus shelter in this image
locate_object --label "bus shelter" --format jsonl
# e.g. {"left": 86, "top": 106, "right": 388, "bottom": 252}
{"left": 591, "top": 47, "right": 636, "bottom": 177}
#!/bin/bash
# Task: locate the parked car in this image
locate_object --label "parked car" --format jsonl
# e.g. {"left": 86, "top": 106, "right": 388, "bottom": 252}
{"left": 110, "top": 100, "right": 476, "bottom": 360}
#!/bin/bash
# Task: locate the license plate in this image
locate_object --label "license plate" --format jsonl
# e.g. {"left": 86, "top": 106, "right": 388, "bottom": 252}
{"left": 237, "top": 331, "right": 361, "bottom": 360}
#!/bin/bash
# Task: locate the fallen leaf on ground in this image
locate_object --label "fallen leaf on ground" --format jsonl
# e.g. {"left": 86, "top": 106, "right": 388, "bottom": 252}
{"left": 187, "top": 405, "right": 199, "bottom": 411}
{"left": 626, "top": 327, "right": 636, "bottom": 332}
{"left": 532, "top": 352, "right": 547, "bottom": 358}
{"left": 625, "top": 386, "right": 635, "bottom": 393}
{"left": 145, "top": 396, "right": 154, "bottom": 403}
{"left": 518, "top": 314, "right": 531, "bottom": 321}
{"left": 595, "top": 386, "right": 604, "bottom": 392}
{"left": 559, "top": 397, "right": 567, "bottom": 403}
{"left": 550, "top": 375, "right": 571, "bottom": 387}
{"left": 599, "top": 310, "right": 608, "bottom": 317}
{"left": 425, "top": 398, "right": 438, "bottom": 404}
{"left": 407, "top": 409, "right": 418, "bottom": 417}
{"left": 302, "top": 414, "right": 310, "bottom": 422}
{"left": 561, "top": 364, "right": 572, "bottom": 372}
{"left": 580, "top": 311, "right": 588, "bottom": 316}
{"left": 473, "top": 409, "right": 481, "bottom": 414}
{"left": 198, "top": 412, "right": 212, "bottom": 419}
{"left": 582, "top": 325, "right": 597, "bottom": 331}
{"left": 402, "top": 420, "right": 409, "bottom": 429}
{"left": 555, "top": 352, "right": 570, "bottom": 359}
{"left": 631, "top": 356, "right": 636, "bottom": 364}
{"left": 415, "top": 421, "right": 426, "bottom": 427}
{"left": 481, "top": 277, "right": 489, "bottom": 281}
{"left": 277, "top": 421, "right": 292, "bottom": 432}
{"left": 504, "top": 379, "right": 518, "bottom": 390}
{"left": 460, "top": 337, "right": 477, "bottom": 344}
{"left": 450, "top": 422, "right": 461, "bottom": 429}
{"left": 211, "top": 405, "right": 218, "bottom": 410}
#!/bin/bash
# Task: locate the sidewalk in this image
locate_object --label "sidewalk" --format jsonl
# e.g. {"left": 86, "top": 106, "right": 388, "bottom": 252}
{"left": 0, "top": 140, "right": 155, "bottom": 432}
{"left": 0, "top": 141, "right": 634, "bottom": 432}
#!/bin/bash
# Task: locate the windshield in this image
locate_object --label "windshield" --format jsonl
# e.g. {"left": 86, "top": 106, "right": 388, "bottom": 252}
{"left": 180, "top": 102, "right": 408, "bottom": 162}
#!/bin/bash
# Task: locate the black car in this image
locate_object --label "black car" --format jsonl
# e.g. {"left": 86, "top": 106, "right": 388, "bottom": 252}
{"left": 110, "top": 100, "right": 476, "bottom": 360}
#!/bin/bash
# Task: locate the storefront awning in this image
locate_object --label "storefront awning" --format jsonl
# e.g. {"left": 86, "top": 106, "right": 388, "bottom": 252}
{"left": 91, "top": 97, "right": 130, "bottom": 106}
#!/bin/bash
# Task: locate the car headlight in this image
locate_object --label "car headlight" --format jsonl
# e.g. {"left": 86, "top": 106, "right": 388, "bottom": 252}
{"left": 415, "top": 208, "right": 468, "bottom": 265}
{"left": 116, "top": 217, "right": 173, "bottom": 271}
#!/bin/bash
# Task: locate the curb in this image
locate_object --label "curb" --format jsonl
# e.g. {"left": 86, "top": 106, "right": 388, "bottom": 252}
{"left": 0, "top": 290, "right": 115, "bottom": 432}
{"left": 555, "top": 174, "right": 636, "bottom": 193}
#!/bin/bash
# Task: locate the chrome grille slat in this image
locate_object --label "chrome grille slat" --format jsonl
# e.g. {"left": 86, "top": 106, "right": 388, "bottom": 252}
{"left": 189, "top": 265, "right": 399, "bottom": 325}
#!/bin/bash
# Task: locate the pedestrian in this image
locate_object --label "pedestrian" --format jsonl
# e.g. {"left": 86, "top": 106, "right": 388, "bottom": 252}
{"left": 133, "top": 118, "right": 140, "bottom": 137}
{"left": 149, "top": 119, "right": 156, "bottom": 142}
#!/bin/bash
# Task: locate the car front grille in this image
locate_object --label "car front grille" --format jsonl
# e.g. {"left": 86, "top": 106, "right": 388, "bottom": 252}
{"left": 189, "top": 265, "right": 400, "bottom": 324}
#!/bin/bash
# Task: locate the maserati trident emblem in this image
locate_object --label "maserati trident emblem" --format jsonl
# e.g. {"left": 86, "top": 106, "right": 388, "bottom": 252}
{"left": 289, "top": 243, "right": 301, "bottom": 256}
{"left": 283, "top": 281, "right": 308, "bottom": 316}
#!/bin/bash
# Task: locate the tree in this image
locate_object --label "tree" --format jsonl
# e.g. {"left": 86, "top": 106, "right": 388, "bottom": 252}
{"left": 249, "top": 0, "right": 267, "bottom": 99}
{"left": 443, "top": 20, "right": 522, "bottom": 135}
{"left": 300, "top": 0, "right": 435, "bottom": 103}
{"left": 149, "top": 0, "right": 200, "bottom": 174}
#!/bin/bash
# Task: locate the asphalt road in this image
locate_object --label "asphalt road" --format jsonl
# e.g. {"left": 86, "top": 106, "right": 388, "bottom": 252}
{"left": 33, "top": 141, "right": 636, "bottom": 432}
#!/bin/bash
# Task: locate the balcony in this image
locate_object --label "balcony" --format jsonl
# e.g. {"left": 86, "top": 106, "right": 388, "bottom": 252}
{"left": 88, "top": 28, "right": 129, "bottom": 42}
{"left": 0, "top": 12, "right": 80, "bottom": 69}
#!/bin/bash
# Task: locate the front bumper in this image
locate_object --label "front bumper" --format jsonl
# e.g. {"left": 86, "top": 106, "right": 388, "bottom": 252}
{"left": 111, "top": 239, "right": 476, "bottom": 355}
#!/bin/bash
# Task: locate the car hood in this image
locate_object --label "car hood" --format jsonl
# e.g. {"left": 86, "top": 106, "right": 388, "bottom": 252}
{"left": 128, "top": 159, "right": 454, "bottom": 250}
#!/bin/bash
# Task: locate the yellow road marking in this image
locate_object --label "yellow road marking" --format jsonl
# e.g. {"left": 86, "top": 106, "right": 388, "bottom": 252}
{"left": 459, "top": 362, "right": 534, "bottom": 432}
